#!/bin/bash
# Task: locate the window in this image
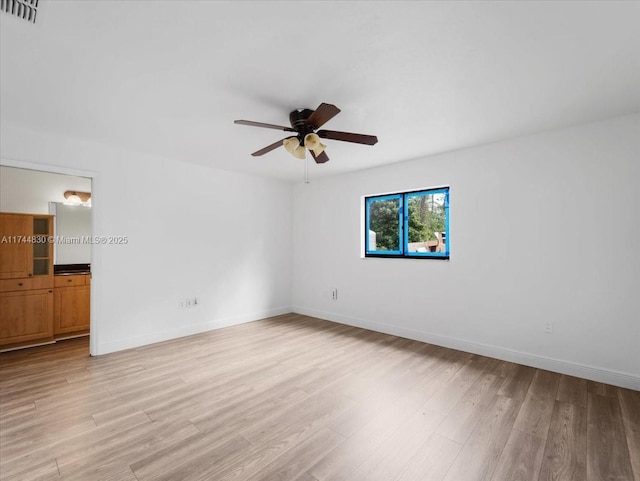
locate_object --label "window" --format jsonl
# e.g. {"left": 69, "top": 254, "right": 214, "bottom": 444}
{"left": 365, "top": 187, "right": 449, "bottom": 259}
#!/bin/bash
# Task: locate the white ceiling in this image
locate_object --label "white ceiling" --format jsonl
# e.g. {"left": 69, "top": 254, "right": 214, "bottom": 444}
{"left": 1, "top": 1, "right": 639, "bottom": 182}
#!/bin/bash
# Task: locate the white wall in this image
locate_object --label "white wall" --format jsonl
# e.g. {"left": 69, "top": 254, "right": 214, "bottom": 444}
{"left": 0, "top": 166, "right": 91, "bottom": 214}
{"left": 1, "top": 122, "right": 293, "bottom": 355}
{"left": 292, "top": 114, "right": 640, "bottom": 390}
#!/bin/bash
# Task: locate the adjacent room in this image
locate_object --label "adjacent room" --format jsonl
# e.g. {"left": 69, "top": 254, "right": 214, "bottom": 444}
{"left": 1, "top": 1, "right": 638, "bottom": 481}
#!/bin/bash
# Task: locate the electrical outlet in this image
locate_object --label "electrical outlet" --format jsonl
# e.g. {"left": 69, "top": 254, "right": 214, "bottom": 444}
{"left": 193, "top": 298, "right": 198, "bottom": 307}
{"left": 331, "top": 288, "right": 338, "bottom": 300}
{"left": 544, "top": 322, "right": 553, "bottom": 333}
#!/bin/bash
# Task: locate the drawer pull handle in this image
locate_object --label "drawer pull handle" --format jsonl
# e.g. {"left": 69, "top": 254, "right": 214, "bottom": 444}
{"left": 18, "top": 283, "right": 23, "bottom": 286}
{"left": 68, "top": 279, "right": 72, "bottom": 282}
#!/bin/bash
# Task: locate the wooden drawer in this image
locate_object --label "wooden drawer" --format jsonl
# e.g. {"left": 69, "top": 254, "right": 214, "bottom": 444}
{"left": 0, "top": 276, "right": 53, "bottom": 293}
{"left": 54, "top": 274, "right": 89, "bottom": 288}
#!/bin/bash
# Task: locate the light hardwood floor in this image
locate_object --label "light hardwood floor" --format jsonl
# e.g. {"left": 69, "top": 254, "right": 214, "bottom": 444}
{"left": 1, "top": 314, "right": 638, "bottom": 481}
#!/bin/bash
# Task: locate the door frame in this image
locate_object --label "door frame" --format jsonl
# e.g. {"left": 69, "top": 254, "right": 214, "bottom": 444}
{"left": 0, "top": 157, "right": 101, "bottom": 356}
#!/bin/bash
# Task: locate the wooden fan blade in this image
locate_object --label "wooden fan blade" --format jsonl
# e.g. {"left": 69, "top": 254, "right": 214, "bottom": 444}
{"left": 317, "top": 130, "right": 378, "bottom": 145}
{"left": 251, "top": 137, "right": 292, "bottom": 156}
{"left": 235, "top": 120, "right": 296, "bottom": 132}
{"left": 306, "top": 103, "right": 341, "bottom": 130}
{"left": 309, "top": 150, "right": 330, "bottom": 164}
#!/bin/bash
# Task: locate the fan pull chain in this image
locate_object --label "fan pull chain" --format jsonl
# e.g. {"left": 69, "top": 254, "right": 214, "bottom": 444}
{"left": 304, "top": 150, "right": 310, "bottom": 184}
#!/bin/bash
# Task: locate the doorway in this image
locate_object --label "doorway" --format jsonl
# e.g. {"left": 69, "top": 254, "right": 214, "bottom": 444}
{"left": 0, "top": 161, "right": 99, "bottom": 355}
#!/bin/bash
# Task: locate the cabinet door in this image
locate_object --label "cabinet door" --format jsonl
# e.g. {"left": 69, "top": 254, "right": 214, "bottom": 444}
{"left": 0, "top": 289, "right": 54, "bottom": 345}
{"left": 54, "top": 285, "right": 90, "bottom": 335}
{"left": 32, "top": 216, "right": 53, "bottom": 276}
{"left": 0, "top": 214, "right": 33, "bottom": 279}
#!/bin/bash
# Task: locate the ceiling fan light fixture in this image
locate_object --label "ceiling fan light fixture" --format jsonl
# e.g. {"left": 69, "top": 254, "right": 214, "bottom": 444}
{"left": 293, "top": 145, "right": 306, "bottom": 159}
{"left": 283, "top": 137, "right": 306, "bottom": 159}
{"left": 283, "top": 137, "right": 299, "bottom": 153}
{"left": 304, "top": 133, "right": 327, "bottom": 156}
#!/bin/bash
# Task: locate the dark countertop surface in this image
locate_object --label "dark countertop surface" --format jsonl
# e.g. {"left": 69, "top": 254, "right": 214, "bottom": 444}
{"left": 54, "top": 263, "right": 91, "bottom": 275}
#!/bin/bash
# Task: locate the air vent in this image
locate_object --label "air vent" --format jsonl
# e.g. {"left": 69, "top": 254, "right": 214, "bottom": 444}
{"left": 1, "top": 0, "right": 38, "bottom": 23}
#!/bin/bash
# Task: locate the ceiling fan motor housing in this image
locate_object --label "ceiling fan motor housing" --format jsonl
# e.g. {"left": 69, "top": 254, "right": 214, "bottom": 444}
{"left": 289, "top": 109, "right": 315, "bottom": 138}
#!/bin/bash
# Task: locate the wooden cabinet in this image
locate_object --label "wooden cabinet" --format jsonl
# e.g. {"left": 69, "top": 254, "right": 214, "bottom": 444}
{"left": 0, "top": 213, "right": 91, "bottom": 349}
{"left": 0, "top": 213, "right": 53, "bottom": 279}
{"left": 0, "top": 213, "right": 55, "bottom": 349}
{"left": 32, "top": 216, "right": 53, "bottom": 276}
{"left": 0, "top": 289, "right": 54, "bottom": 346}
{"left": 0, "top": 214, "right": 32, "bottom": 279}
{"left": 54, "top": 274, "right": 90, "bottom": 336}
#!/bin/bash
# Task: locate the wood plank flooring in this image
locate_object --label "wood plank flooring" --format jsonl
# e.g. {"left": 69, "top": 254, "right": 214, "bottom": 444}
{"left": 0, "top": 313, "right": 638, "bottom": 481}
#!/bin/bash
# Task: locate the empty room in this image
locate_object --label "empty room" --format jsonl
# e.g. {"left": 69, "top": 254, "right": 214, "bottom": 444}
{"left": 0, "top": 1, "right": 638, "bottom": 481}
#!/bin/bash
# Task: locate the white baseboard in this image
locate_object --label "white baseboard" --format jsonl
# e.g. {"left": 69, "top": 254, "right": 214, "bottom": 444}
{"left": 94, "top": 306, "right": 292, "bottom": 355}
{"left": 293, "top": 306, "right": 640, "bottom": 391}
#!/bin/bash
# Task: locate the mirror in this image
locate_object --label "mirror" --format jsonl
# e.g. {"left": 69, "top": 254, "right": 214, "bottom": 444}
{"left": 49, "top": 202, "right": 92, "bottom": 265}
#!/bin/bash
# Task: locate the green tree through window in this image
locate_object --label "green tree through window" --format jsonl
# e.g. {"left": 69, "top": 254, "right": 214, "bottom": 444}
{"left": 407, "top": 193, "right": 446, "bottom": 243}
{"left": 369, "top": 198, "right": 400, "bottom": 251}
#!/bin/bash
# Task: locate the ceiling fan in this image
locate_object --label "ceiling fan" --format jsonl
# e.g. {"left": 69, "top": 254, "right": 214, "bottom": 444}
{"left": 234, "top": 102, "right": 378, "bottom": 164}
